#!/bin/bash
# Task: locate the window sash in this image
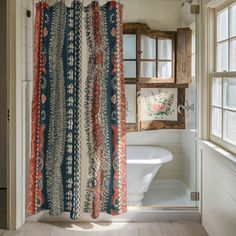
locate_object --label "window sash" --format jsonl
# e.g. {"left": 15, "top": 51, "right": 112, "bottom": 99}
{"left": 215, "top": 3, "right": 236, "bottom": 72}
{"left": 139, "top": 34, "right": 175, "bottom": 80}
{"left": 210, "top": 74, "right": 236, "bottom": 153}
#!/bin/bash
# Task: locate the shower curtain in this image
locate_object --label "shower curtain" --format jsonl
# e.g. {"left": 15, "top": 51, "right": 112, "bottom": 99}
{"left": 27, "top": 0, "right": 126, "bottom": 220}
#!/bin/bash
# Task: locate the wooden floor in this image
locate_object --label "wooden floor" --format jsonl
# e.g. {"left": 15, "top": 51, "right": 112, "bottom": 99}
{"left": 0, "top": 222, "right": 208, "bottom": 236}
{"left": 0, "top": 187, "right": 208, "bottom": 235}
{"left": 0, "top": 189, "right": 208, "bottom": 236}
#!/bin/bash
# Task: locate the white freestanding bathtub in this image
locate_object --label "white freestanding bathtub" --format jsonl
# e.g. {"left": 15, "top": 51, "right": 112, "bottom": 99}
{"left": 126, "top": 145, "right": 173, "bottom": 206}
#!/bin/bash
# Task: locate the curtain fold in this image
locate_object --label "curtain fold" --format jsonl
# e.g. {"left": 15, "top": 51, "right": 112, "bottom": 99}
{"left": 27, "top": 0, "right": 126, "bottom": 220}
{"left": 84, "top": 1, "right": 126, "bottom": 219}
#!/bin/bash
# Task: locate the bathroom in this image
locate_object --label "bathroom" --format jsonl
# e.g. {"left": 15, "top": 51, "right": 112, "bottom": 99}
{"left": 3, "top": 0, "right": 199, "bottom": 226}
{"left": 21, "top": 0, "right": 198, "bottom": 220}
{"left": 1, "top": 0, "right": 236, "bottom": 235}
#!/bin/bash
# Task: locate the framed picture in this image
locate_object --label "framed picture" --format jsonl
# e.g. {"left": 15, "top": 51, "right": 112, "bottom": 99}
{"left": 141, "top": 88, "right": 178, "bottom": 121}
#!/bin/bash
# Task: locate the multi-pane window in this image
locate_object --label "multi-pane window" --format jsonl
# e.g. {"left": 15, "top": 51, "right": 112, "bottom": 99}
{"left": 140, "top": 35, "right": 175, "bottom": 82}
{"left": 123, "top": 24, "right": 191, "bottom": 132}
{"left": 211, "top": 2, "right": 236, "bottom": 151}
{"left": 124, "top": 34, "right": 137, "bottom": 79}
{"left": 216, "top": 4, "right": 236, "bottom": 72}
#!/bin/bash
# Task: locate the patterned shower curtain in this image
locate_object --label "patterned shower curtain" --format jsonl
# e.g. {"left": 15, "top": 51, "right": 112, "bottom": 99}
{"left": 27, "top": 0, "right": 126, "bottom": 220}
{"left": 83, "top": 1, "right": 126, "bottom": 219}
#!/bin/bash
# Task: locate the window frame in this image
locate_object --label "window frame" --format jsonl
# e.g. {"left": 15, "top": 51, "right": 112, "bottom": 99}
{"left": 123, "top": 28, "right": 139, "bottom": 131}
{"left": 139, "top": 31, "right": 176, "bottom": 84}
{"left": 123, "top": 23, "right": 187, "bottom": 132}
{"left": 210, "top": 1, "right": 236, "bottom": 154}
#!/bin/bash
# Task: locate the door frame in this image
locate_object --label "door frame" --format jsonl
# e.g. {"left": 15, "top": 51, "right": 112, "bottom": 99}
{"left": 7, "top": 0, "right": 26, "bottom": 230}
{"left": 5, "top": 0, "right": 205, "bottom": 231}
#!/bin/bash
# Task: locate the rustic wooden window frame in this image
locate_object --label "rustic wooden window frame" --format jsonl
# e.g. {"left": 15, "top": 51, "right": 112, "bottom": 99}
{"left": 139, "top": 31, "right": 176, "bottom": 84}
{"left": 123, "top": 23, "right": 187, "bottom": 132}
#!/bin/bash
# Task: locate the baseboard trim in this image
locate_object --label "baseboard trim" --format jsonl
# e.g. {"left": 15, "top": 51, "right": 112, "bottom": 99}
{"left": 27, "top": 208, "right": 200, "bottom": 223}
{"left": 26, "top": 179, "right": 200, "bottom": 223}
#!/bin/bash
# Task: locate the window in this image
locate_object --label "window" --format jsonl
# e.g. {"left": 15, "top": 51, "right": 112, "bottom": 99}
{"left": 140, "top": 35, "right": 175, "bottom": 82}
{"left": 123, "top": 23, "right": 191, "bottom": 132}
{"left": 210, "top": 2, "right": 236, "bottom": 153}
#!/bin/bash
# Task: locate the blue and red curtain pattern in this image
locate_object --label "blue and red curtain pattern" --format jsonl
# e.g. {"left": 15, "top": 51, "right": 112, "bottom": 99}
{"left": 27, "top": 0, "right": 126, "bottom": 220}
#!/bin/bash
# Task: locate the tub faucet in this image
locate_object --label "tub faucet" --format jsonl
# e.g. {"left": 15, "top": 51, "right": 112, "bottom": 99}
{"left": 178, "top": 100, "right": 194, "bottom": 114}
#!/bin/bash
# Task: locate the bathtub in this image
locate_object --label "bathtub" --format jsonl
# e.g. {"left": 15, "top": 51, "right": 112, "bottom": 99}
{"left": 126, "top": 145, "right": 173, "bottom": 206}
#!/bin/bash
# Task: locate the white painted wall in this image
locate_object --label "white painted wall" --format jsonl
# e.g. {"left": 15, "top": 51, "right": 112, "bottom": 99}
{"left": 0, "top": 0, "right": 7, "bottom": 188}
{"left": 127, "top": 130, "right": 184, "bottom": 181}
{"left": 201, "top": 142, "right": 236, "bottom": 236}
{"left": 123, "top": 0, "right": 182, "bottom": 31}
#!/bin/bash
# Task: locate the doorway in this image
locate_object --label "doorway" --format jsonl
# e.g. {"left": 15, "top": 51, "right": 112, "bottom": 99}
{"left": 0, "top": 0, "right": 7, "bottom": 230}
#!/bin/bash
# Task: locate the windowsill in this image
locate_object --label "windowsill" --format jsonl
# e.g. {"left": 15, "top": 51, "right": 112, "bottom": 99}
{"left": 201, "top": 140, "right": 236, "bottom": 164}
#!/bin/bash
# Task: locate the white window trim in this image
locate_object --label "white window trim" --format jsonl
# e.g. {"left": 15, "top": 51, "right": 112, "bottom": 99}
{"left": 209, "top": 0, "right": 236, "bottom": 155}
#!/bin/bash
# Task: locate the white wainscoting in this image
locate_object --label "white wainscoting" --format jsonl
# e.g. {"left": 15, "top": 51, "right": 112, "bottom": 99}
{"left": 127, "top": 130, "right": 184, "bottom": 181}
{"left": 201, "top": 141, "right": 236, "bottom": 236}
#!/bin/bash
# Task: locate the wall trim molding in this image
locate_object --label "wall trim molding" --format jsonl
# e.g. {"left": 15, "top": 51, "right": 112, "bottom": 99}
{"left": 7, "top": 0, "right": 24, "bottom": 230}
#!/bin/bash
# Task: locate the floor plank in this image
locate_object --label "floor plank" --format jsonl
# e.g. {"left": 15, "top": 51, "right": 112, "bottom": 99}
{"left": 0, "top": 222, "right": 208, "bottom": 236}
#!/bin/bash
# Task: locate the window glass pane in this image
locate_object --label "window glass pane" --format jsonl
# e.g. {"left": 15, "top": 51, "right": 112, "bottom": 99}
{"left": 158, "top": 39, "right": 172, "bottom": 60}
{"left": 192, "top": 31, "right": 196, "bottom": 54}
{"left": 125, "top": 84, "right": 136, "bottom": 123}
{"left": 212, "top": 107, "right": 222, "bottom": 137}
{"left": 141, "top": 35, "right": 156, "bottom": 60}
{"left": 192, "top": 54, "right": 195, "bottom": 77}
{"left": 217, "top": 8, "right": 228, "bottom": 42}
{"left": 212, "top": 78, "right": 222, "bottom": 106}
{"left": 230, "top": 4, "right": 236, "bottom": 37}
{"left": 224, "top": 110, "right": 236, "bottom": 145}
{"left": 123, "top": 34, "right": 136, "bottom": 59}
{"left": 124, "top": 61, "right": 136, "bottom": 78}
{"left": 230, "top": 39, "right": 236, "bottom": 71}
{"left": 158, "top": 61, "right": 172, "bottom": 79}
{"left": 223, "top": 78, "right": 236, "bottom": 109}
{"left": 141, "top": 61, "right": 156, "bottom": 78}
{"left": 217, "top": 41, "right": 228, "bottom": 72}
